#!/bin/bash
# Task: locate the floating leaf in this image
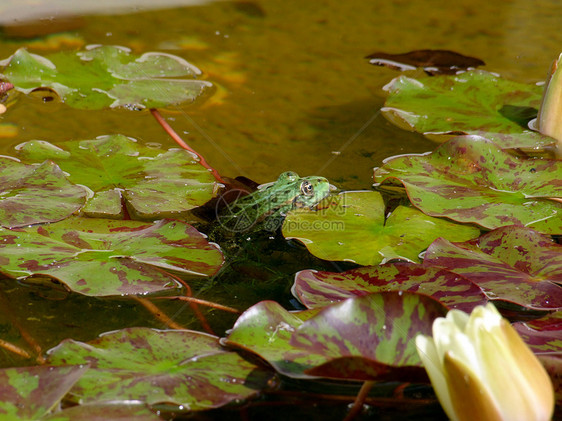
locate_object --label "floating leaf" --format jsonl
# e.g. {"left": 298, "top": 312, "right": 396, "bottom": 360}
{"left": 47, "top": 328, "right": 273, "bottom": 410}
{"left": 382, "top": 70, "right": 553, "bottom": 148}
{"left": 0, "top": 365, "right": 87, "bottom": 420}
{"left": 374, "top": 135, "right": 562, "bottom": 233}
{"left": 513, "top": 312, "right": 562, "bottom": 355}
{"left": 0, "top": 158, "right": 86, "bottom": 228}
{"left": 44, "top": 403, "right": 162, "bottom": 421}
{"left": 225, "top": 292, "right": 448, "bottom": 381}
{"left": 0, "top": 217, "right": 223, "bottom": 296}
{"left": 293, "top": 262, "right": 487, "bottom": 313}
{"left": 282, "top": 191, "right": 479, "bottom": 265}
{"left": 366, "top": 49, "right": 484, "bottom": 75}
{"left": 1, "top": 46, "right": 212, "bottom": 110}
{"left": 423, "top": 226, "right": 562, "bottom": 310}
{"left": 17, "top": 135, "right": 217, "bottom": 219}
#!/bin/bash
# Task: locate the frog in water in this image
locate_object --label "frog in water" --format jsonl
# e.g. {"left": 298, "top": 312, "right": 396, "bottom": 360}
{"left": 217, "top": 171, "right": 332, "bottom": 233}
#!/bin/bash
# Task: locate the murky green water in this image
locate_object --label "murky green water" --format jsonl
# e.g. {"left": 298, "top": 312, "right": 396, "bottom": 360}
{"left": 0, "top": 0, "right": 561, "bottom": 416}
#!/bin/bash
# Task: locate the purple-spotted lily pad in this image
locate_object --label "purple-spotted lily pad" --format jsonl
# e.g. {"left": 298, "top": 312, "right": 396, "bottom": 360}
{"left": 382, "top": 70, "right": 553, "bottom": 148}
{"left": 17, "top": 135, "right": 217, "bottom": 219}
{"left": 423, "top": 226, "right": 562, "bottom": 310}
{"left": 0, "top": 158, "right": 86, "bottom": 228}
{"left": 513, "top": 311, "right": 562, "bottom": 355}
{"left": 0, "top": 46, "right": 212, "bottom": 110}
{"left": 0, "top": 365, "right": 87, "bottom": 420}
{"left": 45, "top": 403, "right": 162, "bottom": 421}
{"left": 225, "top": 292, "right": 448, "bottom": 381}
{"left": 374, "top": 135, "right": 562, "bottom": 233}
{"left": 47, "top": 327, "right": 274, "bottom": 410}
{"left": 0, "top": 217, "right": 223, "bottom": 296}
{"left": 293, "top": 262, "right": 487, "bottom": 313}
{"left": 282, "top": 191, "right": 479, "bottom": 265}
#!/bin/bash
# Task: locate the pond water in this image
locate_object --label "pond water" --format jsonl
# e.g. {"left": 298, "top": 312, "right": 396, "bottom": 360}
{"left": 0, "top": 0, "right": 561, "bottom": 418}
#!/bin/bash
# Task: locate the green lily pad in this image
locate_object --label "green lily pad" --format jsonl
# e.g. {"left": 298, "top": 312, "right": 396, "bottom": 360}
{"left": 0, "top": 365, "right": 87, "bottom": 420}
{"left": 0, "top": 46, "right": 212, "bottom": 110}
{"left": 382, "top": 70, "right": 553, "bottom": 148}
{"left": 293, "top": 262, "right": 487, "bottom": 313}
{"left": 423, "top": 225, "right": 562, "bottom": 310}
{"left": 0, "top": 217, "right": 223, "bottom": 296}
{"left": 282, "top": 191, "right": 479, "bottom": 265}
{"left": 17, "top": 135, "right": 217, "bottom": 219}
{"left": 45, "top": 403, "right": 162, "bottom": 421}
{"left": 513, "top": 312, "right": 562, "bottom": 355}
{"left": 47, "top": 327, "right": 274, "bottom": 409}
{"left": 225, "top": 292, "right": 448, "bottom": 381}
{"left": 0, "top": 158, "right": 86, "bottom": 228}
{"left": 374, "top": 135, "right": 562, "bottom": 233}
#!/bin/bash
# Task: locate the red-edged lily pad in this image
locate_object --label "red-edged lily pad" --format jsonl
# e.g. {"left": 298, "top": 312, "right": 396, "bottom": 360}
{"left": 0, "top": 158, "right": 86, "bottom": 228}
{"left": 293, "top": 262, "right": 487, "bottom": 313}
{"left": 17, "top": 135, "right": 217, "bottom": 219}
{"left": 374, "top": 135, "right": 562, "bottom": 233}
{"left": 225, "top": 292, "right": 448, "bottom": 381}
{"left": 47, "top": 328, "right": 273, "bottom": 410}
{"left": 381, "top": 70, "right": 553, "bottom": 148}
{"left": 282, "top": 191, "right": 479, "bottom": 265}
{"left": 0, "top": 46, "right": 212, "bottom": 110}
{"left": 0, "top": 217, "right": 223, "bottom": 296}
{"left": 423, "top": 225, "right": 562, "bottom": 310}
{"left": 0, "top": 365, "right": 87, "bottom": 420}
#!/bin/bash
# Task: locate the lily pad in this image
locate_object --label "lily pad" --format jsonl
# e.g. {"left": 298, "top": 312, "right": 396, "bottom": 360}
{"left": 282, "top": 191, "right": 479, "bottom": 265}
{"left": 513, "top": 312, "right": 562, "bottom": 355}
{"left": 0, "top": 158, "right": 86, "bottom": 228}
{"left": 47, "top": 327, "right": 273, "bottom": 410}
{"left": 374, "top": 135, "right": 562, "bottom": 233}
{"left": 423, "top": 225, "right": 562, "bottom": 310}
{"left": 225, "top": 292, "right": 448, "bottom": 381}
{"left": 0, "top": 217, "right": 223, "bottom": 296}
{"left": 17, "top": 135, "right": 217, "bottom": 219}
{"left": 0, "top": 365, "right": 87, "bottom": 420}
{"left": 293, "top": 262, "right": 487, "bottom": 313}
{"left": 382, "top": 70, "right": 553, "bottom": 148}
{"left": 45, "top": 403, "right": 162, "bottom": 421}
{"left": 0, "top": 46, "right": 212, "bottom": 110}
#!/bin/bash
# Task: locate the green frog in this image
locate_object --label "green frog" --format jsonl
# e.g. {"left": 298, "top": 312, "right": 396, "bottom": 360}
{"left": 216, "top": 171, "right": 332, "bottom": 233}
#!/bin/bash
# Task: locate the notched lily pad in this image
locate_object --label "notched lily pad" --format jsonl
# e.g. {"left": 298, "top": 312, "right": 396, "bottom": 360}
{"left": 293, "top": 262, "right": 487, "bottom": 313}
{"left": 382, "top": 70, "right": 553, "bottom": 148}
{"left": 0, "top": 157, "right": 86, "bottom": 228}
{"left": 0, "top": 365, "right": 87, "bottom": 420}
{"left": 282, "top": 191, "right": 479, "bottom": 265}
{"left": 423, "top": 225, "right": 562, "bottom": 310}
{"left": 374, "top": 135, "right": 562, "bottom": 233}
{"left": 47, "top": 327, "right": 273, "bottom": 410}
{"left": 0, "top": 45, "right": 212, "bottom": 110}
{"left": 17, "top": 135, "right": 217, "bottom": 219}
{"left": 225, "top": 292, "right": 448, "bottom": 381}
{"left": 366, "top": 49, "right": 484, "bottom": 75}
{"left": 0, "top": 217, "right": 223, "bottom": 296}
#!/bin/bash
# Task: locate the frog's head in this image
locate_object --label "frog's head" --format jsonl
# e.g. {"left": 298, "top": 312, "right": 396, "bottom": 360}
{"left": 293, "top": 175, "right": 332, "bottom": 208}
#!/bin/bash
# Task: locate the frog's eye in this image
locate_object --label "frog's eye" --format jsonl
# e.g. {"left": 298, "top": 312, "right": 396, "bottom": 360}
{"left": 300, "top": 180, "right": 314, "bottom": 196}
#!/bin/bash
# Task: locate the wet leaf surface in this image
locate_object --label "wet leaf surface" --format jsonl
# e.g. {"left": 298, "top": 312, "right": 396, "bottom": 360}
{"left": 366, "top": 49, "right": 484, "bottom": 75}
{"left": 1, "top": 46, "right": 212, "bottom": 110}
{"left": 382, "top": 70, "right": 553, "bottom": 148}
{"left": 47, "top": 328, "right": 273, "bottom": 410}
{"left": 17, "top": 135, "right": 217, "bottom": 219}
{"left": 423, "top": 226, "right": 562, "bottom": 310}
{"left": 44, "top": 402, "right": 162, "bottom": 420}
{"left": 293, "top": 262, "right": 487, "bottom": 313}
{"left": 513, "top": 311, "right": 562, "bottom": 354}
{"left": 0, "top": 158, "right": 86, "bottom": 228}
{"left": 282, "top": 191, "right": 479, "bottom": 265}
{"left": 0, "top": 217, "right": 223, "bottom": 296}
{"left": 374, "top": 135, "right": 562, "bottom": 233}
{"left": 0, "top": 365, "right": 87, "bottom": 420}
{"left": 225, "top": 292, "right": 448, "bottom": 381}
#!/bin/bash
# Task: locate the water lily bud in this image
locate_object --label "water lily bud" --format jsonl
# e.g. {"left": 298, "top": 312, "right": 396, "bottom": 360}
{"left": 537, "top": 53, "right": 562, "bottom": 144}
{"left": 415, "top": 303, "right": 554, "bottom": 421}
